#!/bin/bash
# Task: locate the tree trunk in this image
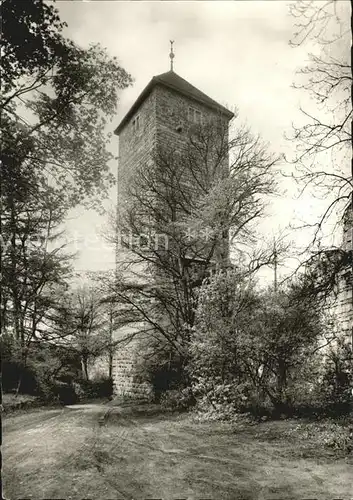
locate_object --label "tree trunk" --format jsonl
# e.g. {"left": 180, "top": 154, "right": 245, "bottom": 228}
{"left": 108, "top": 349, "right": 113, "bottom": 379}
{"left": 15, "top": 375, "right": 22, "bottom": 397}
{"left": 273, "top": 359, "right": 290, "bottom": 415}
{"left": 108, "top": 307, "right": 114, "bottom": 379}
{"left": 10, "top": 200, "right": 21, "bottom": 343}
{"left": 15, "top": 348, "right": 27, "bottom": 397}
{"left": 81, "top": 358, "right": 89, "bottom": 380}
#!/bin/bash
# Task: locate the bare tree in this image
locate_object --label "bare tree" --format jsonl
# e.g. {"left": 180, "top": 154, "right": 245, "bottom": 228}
{"left": 287, "top": 0, "right": 351, "bottom": 242}
{"left": 281, "top": 0, "right": 352, "bottom": 312}
{"left": 104, "top": 121, "right": 279, "bottom": 379}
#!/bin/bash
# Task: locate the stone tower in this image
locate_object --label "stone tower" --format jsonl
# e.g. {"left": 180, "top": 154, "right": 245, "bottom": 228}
{"left": 112, "top": 69, "right": 234, "bottom": 398}
{"left": 335, "top": 204, "right": 353, "bottom": 344}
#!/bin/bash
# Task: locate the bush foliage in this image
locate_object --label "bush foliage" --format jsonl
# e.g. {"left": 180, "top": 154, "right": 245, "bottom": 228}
{"left": 188, "top": 270, "right": 352, "bottom": 418}
{"left": 1, "top": 333, "right": 113, "bottom": 404}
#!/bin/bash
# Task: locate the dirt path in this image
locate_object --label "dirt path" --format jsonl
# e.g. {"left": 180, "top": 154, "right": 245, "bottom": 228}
{"left": 3, "top": 404, "right": 353, "bottom": 499}
{"left": 3, "top": 403, "right": 111, "bottom": 499}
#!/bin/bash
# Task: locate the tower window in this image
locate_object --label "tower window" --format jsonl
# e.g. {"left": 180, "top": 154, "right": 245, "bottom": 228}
{"left": 132, "top": 115, "right": 140, "bottom": 133}
{"left": 188, "top": 107, "right": 202, "bottom": 125}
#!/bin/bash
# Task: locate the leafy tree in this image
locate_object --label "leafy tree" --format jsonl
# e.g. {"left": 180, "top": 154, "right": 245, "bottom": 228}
{"left": 2, "top": 0, "right": 66, "bottom": 94}
{"left": 190, "top": 269, "right": 330, "bottom": 415}
{"left": 319, "top": 337, "right": 353, "bottom": 411}
{"left": 49, "top": 286, "right": 111, "bottom": 380}
{"left": 255, "top": 283, "right": 332, "bottom": 411}
{"left": 189, "top": 269, "right": 260, "bottom": 414}
{"left": 1, "top": 0, "right": 132, "bottom": 208}
{"left": 0, "top": 0, "right": 132, "bottom": 386}
{"left": 1, "top": 148, "right": 72, "bottom": 393}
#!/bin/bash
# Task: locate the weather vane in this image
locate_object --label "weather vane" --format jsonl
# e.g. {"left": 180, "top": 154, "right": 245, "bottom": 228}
{"left": 169, "top": 40, "right": 175, "bottom": 71}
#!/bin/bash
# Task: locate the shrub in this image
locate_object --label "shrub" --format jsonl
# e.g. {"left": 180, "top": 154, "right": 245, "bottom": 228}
{"left": 1, "top": 335, "right": 83, "bottom": 402}
{"left": 321, "top": 421, "right": 353, "bottom": 453}
{"left": 77, "top": 376, "right": 113, "bottom": 400}
{"left": 317, "top": 339, "right": 353, "bottom": 415}
{"left": 1, "top": 335, "right": 38, "bottom": 394}
{"left": 160, "top": 388, "right": 195, "bottom": 412}
{"left": 2, "top": 394, "right": 45, "bottom": 414}
{"left": 133, "top": 335, "right": 188, "bottom": 402}
{"left": 189, "top": 270, "right": 331, "bottom": 418}
{"left": 2, "top": 362, "right": 38, "bottom": 395}
{"left": 51, "top": 380, "right": 78, "bottom": 405}
{"left": 280, "top": 418, "right": 353, "bottom": 456}
{"left": 191, "top": 379, "right": 262, "bottom": 420}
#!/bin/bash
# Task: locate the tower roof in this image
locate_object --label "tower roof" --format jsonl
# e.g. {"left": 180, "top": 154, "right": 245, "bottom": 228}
{"left": 114, "top": 70, "right": 234, "bottom": 135}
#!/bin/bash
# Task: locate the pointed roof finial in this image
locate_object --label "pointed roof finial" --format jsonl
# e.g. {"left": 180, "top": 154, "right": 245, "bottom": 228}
{"left": 169, "top": 40, "right": 175, "bottom": 71}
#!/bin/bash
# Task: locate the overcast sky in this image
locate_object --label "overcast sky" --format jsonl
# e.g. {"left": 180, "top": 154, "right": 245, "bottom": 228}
{"left": 55, "top": 0, "right": 347, "bottom": 283}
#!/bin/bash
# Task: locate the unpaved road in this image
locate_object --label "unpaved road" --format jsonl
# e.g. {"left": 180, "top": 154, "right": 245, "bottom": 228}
{"left": 3, "top": 403, "right": 112, "bottom": 499}
{"left": 3, "top": 403, "right": 353, "bottom": 499}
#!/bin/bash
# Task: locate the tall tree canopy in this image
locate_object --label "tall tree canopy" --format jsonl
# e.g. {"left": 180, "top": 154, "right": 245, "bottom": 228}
{"left": 1, "top": 0, "right": 132, "bottom": 208}
{"left": 0, "top": 0, "right": 132, "bottom": 364}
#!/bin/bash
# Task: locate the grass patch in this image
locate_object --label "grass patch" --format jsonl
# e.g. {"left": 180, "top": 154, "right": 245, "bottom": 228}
{"left": 2, "top": 393, "right": 43, "bottom": 413}
{"left": 251, "top": 416, "right": 353, "bottom": 458}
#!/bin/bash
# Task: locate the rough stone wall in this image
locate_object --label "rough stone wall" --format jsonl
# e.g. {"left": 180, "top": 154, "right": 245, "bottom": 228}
{"left": 154, "top": 84, "right": 231, "bottom": 263}
{"left": 113, "top": 82, "right": 232, "bottom": 399}
{"left": 114, "top": 89, "right": 159, "bottom": 399}
{"left": 154, "top": 84, "right": 230, "bottom": 169}
{"left": 333, "top": 210, "right": 353, "bottom": 345}
{"left": 117, "top": 88, "right": 157, "bottom": 205}
{"left": 112, "top": 331, "right": 153, "bottom": 400}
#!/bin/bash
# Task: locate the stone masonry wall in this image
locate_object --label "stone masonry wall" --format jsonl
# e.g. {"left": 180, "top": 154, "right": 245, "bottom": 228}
{"left": 112, "top": 332, "right": 153, "bottom": 400}
{"left": 114, "top": 89, "right": 159, "bottom": 399}
{"left": 333, "top": 211, "right": 353, "bottom": 345}
{"left": 154, "top": 84, "right": 231, "bottom": 263}
{"left": 154, "top": 84, "right": 230, "bottom": 167}
{"left": 117, "top": 88, "right": 157, "bottom": 205}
